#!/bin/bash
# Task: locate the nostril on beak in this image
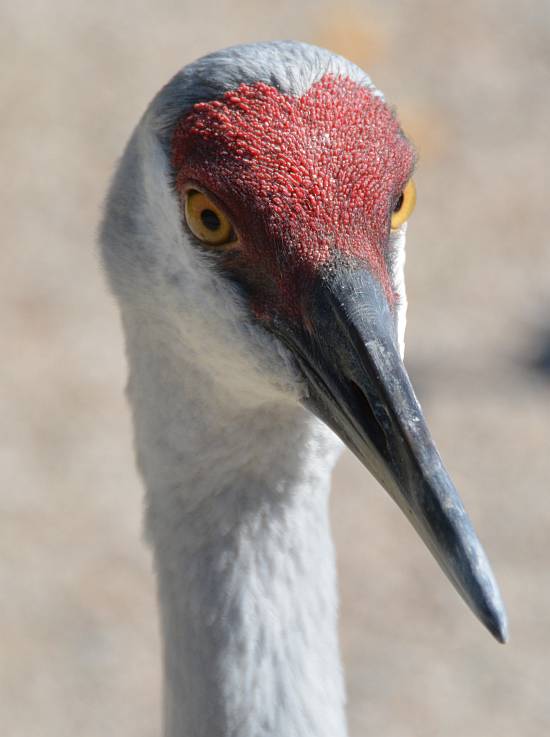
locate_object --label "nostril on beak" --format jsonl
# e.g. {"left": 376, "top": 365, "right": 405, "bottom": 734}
{"left": 348, "top": 379, "right": 390, "bottom": 462}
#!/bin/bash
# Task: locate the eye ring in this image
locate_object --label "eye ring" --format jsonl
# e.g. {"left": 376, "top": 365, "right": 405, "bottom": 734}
{"left": 184, "top": 189, "right": 236, "bottom": 246}
{"left": 391, "top": 179, "right": 416, "bottom": 230}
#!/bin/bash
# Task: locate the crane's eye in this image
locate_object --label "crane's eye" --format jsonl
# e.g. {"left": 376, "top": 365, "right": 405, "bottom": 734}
{"left": 391, "top": 179, "right": 416, "bottom": 230}
{"left": 184, "top": 190, "right": 235, "bottom": 246}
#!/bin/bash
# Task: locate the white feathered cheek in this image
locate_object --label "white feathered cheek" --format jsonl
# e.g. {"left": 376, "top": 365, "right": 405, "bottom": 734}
{"left": 160, "top": 234, "right": 304, "bottom": 406}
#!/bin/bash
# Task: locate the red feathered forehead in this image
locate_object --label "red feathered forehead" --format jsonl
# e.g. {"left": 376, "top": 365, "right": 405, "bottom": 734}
{"left": 171, "top": 74, "right": 415, "bottom": 316}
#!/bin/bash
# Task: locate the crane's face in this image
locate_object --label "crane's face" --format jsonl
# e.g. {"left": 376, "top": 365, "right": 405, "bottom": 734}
{"left": 163, "top": 69, "right": 506, "bottom": 643}
{"left": 171, "top": 75, "right": 415, "bottom": 322}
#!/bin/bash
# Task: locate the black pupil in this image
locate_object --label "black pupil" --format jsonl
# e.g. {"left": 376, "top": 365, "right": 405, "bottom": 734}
{"left": 200, "top": 208, "right": 221, "bottom": 231}
{"left": 393, "top": 192, "right": 404, "bottom": 213}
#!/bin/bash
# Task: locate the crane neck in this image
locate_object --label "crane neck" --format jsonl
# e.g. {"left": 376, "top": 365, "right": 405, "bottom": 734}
{"left": 123, "top": 317, "right": 347, "bottom": 737}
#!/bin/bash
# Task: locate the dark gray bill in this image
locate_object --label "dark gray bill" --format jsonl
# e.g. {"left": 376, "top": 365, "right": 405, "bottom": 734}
{"left": 274, "top": 266, "right": 508, "bottom": 643}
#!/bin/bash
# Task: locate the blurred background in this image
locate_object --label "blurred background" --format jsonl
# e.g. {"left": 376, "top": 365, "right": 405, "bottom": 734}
{"left": 2, "top": 1, "right": 549, "bottom": 735}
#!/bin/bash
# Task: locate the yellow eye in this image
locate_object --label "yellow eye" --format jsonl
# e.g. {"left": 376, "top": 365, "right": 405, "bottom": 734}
{"left": 184, "top": 189, "right": 235, "bottom": 246}
{"left": 390, "top": 179, "right": 416, "bottom": 230}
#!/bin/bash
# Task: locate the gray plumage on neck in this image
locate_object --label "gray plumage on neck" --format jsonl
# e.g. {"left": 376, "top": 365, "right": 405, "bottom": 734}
{"left": 129, "top": 317, "right": 346, "bottom": 737}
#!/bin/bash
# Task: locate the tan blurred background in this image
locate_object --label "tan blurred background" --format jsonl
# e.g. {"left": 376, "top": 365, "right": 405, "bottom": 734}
{"left": 2, "top": 1, "right": 550, "bottom": 735}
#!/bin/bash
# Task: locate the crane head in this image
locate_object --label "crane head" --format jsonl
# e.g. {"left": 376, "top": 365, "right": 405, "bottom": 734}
{"left": 101, "top": 41, "right": 507, "bottom": 643}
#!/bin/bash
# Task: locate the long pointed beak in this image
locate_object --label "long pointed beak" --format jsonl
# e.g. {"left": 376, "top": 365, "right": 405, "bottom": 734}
{"left": 275, "top": 266, "right": 508, "bottom": 643}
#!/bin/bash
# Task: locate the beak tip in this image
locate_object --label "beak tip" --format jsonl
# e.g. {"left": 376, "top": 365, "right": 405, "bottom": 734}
{"left": 475, "top": 576, "right": 508, "bottom": 644}
{"left": 488, "top": 607, "right": 509, "bottom": 645}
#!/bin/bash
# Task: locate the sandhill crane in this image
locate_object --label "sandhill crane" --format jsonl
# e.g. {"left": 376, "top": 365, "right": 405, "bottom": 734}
{"left": 100, "top": 41, "right": 507, "bottom": 737}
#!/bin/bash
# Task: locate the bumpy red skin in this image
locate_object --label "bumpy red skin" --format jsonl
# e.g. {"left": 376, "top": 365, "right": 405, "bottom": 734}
{"left": 171, "top": 74, "right": 415, "bottom": 320}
